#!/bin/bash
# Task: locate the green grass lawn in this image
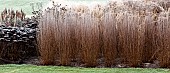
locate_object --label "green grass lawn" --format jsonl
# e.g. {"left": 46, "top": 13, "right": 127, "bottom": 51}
{"left": 0, "top": 64, "right": 169, "bottom": 73}
{"left": 0, "top": 0, "right": 48, "bottom": 15}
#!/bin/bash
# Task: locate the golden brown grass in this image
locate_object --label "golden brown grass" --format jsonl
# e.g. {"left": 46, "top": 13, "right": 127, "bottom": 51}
{"left": 38, "top": 0, "right": 170, "bottom": 67}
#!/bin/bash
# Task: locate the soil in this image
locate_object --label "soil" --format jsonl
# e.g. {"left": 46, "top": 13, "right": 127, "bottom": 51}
{"left": 22, "top": 57, "right": 40, "bottom": 65}
{"left": 0, "top": 56, "right": 162, "bottom": 68}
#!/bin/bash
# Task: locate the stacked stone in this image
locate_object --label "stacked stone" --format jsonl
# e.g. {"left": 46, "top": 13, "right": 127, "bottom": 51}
{"left": 0, "top": 9, "right": 39, "bottom": 63}
{"left": 0, "top": 25, "right": 37, "bottom": 42}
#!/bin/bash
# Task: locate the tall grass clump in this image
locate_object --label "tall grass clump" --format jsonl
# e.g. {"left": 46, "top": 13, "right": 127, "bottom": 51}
{"left": 38, "top": 0, "right": 170, "bottom": 67}
{"left": 38, "top": 10, "right": 56, "bottom": 65}
{"left": 157, "top": 9, "right": 170, "bottom": 67}
{"left": 103, "top": 12, "right": 117, "bottom": 67}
